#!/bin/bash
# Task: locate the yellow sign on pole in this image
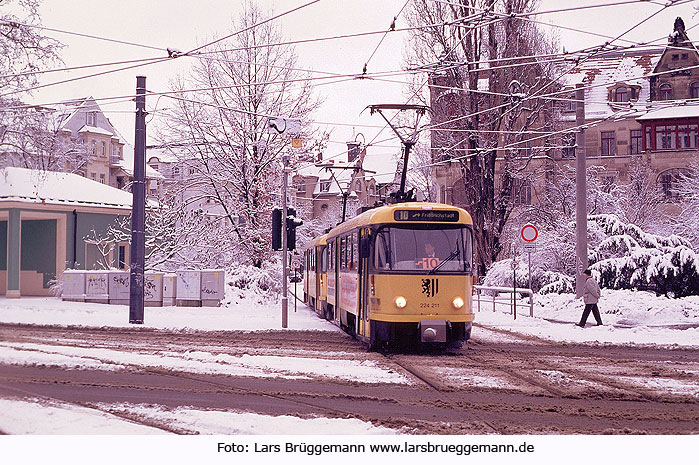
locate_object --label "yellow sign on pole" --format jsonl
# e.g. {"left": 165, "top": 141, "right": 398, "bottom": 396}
{"left": 291, "top": 137, "right": 302, "bottom": 148}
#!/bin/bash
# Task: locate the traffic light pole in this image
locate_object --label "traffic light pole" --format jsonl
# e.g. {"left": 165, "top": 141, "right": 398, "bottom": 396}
{"left": 282, "top": 153, "right": 289, "bottom": 328}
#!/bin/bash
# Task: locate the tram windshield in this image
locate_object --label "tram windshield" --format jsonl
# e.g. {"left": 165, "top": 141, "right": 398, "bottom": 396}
{"left": 373, "top": 226, "right": 473, "bottom": 274}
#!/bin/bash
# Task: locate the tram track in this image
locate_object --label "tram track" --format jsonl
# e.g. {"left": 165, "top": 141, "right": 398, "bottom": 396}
{"left": 1, "top": 323, "right": 698, "bottom": 433}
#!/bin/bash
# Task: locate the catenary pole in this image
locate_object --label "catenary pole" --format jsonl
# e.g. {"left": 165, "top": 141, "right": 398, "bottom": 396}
{"left": 575, "top": 83, "right": 588, "bottom": 298}
{"left": 129, "top": 76, "right": 146, "bottom": 324}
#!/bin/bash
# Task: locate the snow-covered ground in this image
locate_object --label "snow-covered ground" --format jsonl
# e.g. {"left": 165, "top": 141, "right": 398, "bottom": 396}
{"left": 473, "top": 289, "right": 699, "bottom": 347}
{"left": 1, "top": 287, "right": 697, "bottom": 347}
{"left": 1, "top": 287, "right": 698, "bottom": 435}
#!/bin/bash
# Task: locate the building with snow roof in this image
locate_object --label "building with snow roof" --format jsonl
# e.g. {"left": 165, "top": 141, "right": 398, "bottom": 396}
{"left": 0, "top": 167, "right": 132, "bottom": 297}
{"left": 291, "top": 142, "right": 395, "bottom": 226}
{"left": 1, "top": 96, "right": 164, "bottom": 195}
{"left": 430, "top": 17, "right": 698, "bottom": 213}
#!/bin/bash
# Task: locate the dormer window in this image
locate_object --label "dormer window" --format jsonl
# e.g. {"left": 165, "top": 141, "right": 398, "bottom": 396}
{"left": 320, "top": 181, "right": 330, "bottom": 192}
{"left": 659, "top": 83, "right": 673, "bottom": 100}
{"left": 86, "top": 111, "right": 96, "bottom": 126}
{"left": 614, "top": 87, "right": 629, "bottom": 102}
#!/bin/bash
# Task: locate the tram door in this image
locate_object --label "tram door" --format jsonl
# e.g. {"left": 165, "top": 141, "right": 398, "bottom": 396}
{"left": 358, "top": 228, "right": 370, "bottom": 337}
{"left": 315, "top": 246, "right": 322, "bottom": 313}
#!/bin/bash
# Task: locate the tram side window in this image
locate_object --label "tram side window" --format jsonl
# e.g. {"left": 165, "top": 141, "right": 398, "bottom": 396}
{"left": 340, "top": 237, "right": 347, "bottom": 270}
{"left": 351, "top": 233, "right": 358, "bottom": 270}
{"left": 374, "top": 229, "right": 391, "bottom": 270}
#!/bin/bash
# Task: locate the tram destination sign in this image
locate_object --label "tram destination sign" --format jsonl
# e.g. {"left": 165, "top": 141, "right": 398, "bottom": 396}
{"left": 394, "top": 210, "right": 459, "bottom": 222}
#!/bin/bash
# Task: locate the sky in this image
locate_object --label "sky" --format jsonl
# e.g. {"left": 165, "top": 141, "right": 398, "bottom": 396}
{"left": 14, "top": 0, "right": 699, "bottom": 175}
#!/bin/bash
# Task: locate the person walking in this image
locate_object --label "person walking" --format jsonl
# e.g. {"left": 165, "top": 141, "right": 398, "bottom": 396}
{"left": 577, "top": 269, "right": 603, "bottom": 327}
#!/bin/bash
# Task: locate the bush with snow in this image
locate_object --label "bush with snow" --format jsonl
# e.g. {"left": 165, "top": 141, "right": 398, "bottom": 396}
{"left": 484, "top": 214, "right": 698, "bottom": 298}
{"left": 589, "top": 214, "right": 699, "bottom": 298}
{"left": 225, "top": 263, "right": 282, "bottom": 303}
{"left": 482, "top": 258, "right": 574, "bottom": 294}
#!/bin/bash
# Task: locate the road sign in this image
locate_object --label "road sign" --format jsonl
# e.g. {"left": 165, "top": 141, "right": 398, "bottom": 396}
{"left": 511, "top": 260, "right": 519, "bottom": 270}
{"left": 521, "top": 223, "right": 538, "bottom": 242}
{"left": 292, "top": 258, "right": 300, "bottom": 269}
{"left": 523, "top": 243, "right": 536, "bottom": 252}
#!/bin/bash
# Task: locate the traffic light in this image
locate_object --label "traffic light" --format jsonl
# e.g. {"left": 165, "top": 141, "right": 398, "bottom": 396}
{"left": 272, "top": 208, "right": 282, "bottom": 250}
{"left": 272, "top": 208, "right": 303, "bottom": 251}
{"left": 286, "top": 208, "right": 303, "bottom": 250}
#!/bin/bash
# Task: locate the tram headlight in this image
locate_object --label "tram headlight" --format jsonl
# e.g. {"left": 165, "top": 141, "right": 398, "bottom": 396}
{"left": 394, "top": 296, "right": 407, "bottom": 309}
{"left": 452, "top": 296, "right": 465, "bottom": 309}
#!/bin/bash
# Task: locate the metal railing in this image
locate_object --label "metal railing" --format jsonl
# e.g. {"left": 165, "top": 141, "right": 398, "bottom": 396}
{"left": 473, "top": 285, "right": 534, "bottom": 318}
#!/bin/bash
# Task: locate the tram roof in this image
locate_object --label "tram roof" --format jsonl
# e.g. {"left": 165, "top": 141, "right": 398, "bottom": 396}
{"left": 302, "top": 233, "right": 327, "bottom": 250}
{"left": 326, "top": 202, "right": 473, "bottom": 238}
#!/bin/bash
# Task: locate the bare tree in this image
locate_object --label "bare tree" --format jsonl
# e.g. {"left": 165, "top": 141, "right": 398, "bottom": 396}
{"left": 674, "top": 161, "right": 699, "bottom": 248}
{"left": 0, "top": 104, "right": 88, "bottom": 171}
{"left": 156, "top": 1, "right": 322, "bottom": 268}
{"left": 0, "top": 0, "right": 63, "bottom": 92}
{"left": 406, "top": 0, "right": 560, "bottom": 275}
{"left": 1, "top": 0, "right": 66, "bottom": 169}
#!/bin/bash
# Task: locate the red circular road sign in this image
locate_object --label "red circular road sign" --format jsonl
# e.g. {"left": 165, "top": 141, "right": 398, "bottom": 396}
{"left": 511, "top": 260, "right": 519, "bottom": 270}
{"left": 521, "top": 224, "right": 538, "bottom": 242}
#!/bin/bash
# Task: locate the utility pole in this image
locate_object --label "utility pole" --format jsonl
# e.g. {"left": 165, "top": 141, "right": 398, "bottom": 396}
{"left": 575, "top": 83, "right": 587, "bottom": 298}
{"left": 129, "top": 76, "right": 146, "bottom": 324}
{"left": 282, "top": 153, "right": 290, "bottom": 329}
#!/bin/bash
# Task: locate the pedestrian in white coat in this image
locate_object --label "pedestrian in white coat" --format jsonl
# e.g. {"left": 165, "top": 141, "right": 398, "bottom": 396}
{"left": 577, "top": 269, "right": 603, "bottom": 327}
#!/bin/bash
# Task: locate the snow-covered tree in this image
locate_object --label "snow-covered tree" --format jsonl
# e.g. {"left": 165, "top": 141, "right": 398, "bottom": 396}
{"left": 672, "top": 162, "right": 699, "bottom": 248}
{"left": 0, "top": 0, "right": 62, "bottom": 92}
{"left": 156, "top": 1, "right": 322, "bottom": 268}
{"left": 1, "top": 0, "right": 66, "bottom": 169}
{"left": 406, "top": 0, "right": 561, "bottom": 275}
{"left": 589, "top": 214, "right": 699, "bottom": 298}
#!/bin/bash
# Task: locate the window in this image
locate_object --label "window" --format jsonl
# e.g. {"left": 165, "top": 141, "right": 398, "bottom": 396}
{"left": 678, "top": 125, "right": 698, "bottom": 149}
{"left": 101, "top": 141, "right": 106, "bottom": 157}
{"left": 672, "top": 54, "right": 679, "bottom": 61}
{"left": 86, "top": 111, "right": 96, "bottom": 126}
{"left": 372, "top": 226, "right": 473, "bottom": 273}
{"left": 90, "top": 140, "right": 96, "bottom": 155}
{"left": 355, "top": 180, "right": 362, "bottom": 192}
{"left": 118, "top": 245, "right": 126, "bottom": 269}
{"left": 320, "top": 181, "right": 330, "bottom": 192}
{"left": 99, "top": 173, "right": 105, "bottom": 184}
{"left": 511, "top": 178, "right": 532, "bottom": 206}
{"left": 90, "top": 173, "right": 96, "bottom": 180}
{"left": 601, "top": 175, "right": 616, "bottom": 194}
{"left": 659, "top": 83, "right": 672, "bottom": 100}
{"left": 658, "top": 168, "right": 690, "bottom": 201}
{"left": 630, "top": 129, "right": 643, "bottom": 154}
{"left": 189, "top": 167, "right": 195, "bottom": 175}
{"left": 601, "top": 131, "right": 615, "bottom": 155}
{"left": 561, "top": 132, "right": 576, "bottom": 158}
{"left": 173, "top": 166, "right": 180, "bottom": 177}
{"left": 369, "top": 185, "right": 375, "bottom": 196}
{"left": 691, "top": 82, "right": 699, "bottom": 99}
{"left": 614, "top": 87, "right": 629, "bottom": 102}
{"left": 563, "top": 93, "right": 576, "bottom": 113}
{"left": 682, "top": 53, "right": 689, "bottom": 60}
{"left": 656, "top": 125, "right": 676, "bottom": 150}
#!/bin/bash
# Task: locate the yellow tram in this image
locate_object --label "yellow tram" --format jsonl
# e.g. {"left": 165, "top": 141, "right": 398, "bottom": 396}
{"left": 305, "top": 202, "right": 475, "bottom": 348}
{"left": 302, "top": 234, "right": 328, "bottom": 319}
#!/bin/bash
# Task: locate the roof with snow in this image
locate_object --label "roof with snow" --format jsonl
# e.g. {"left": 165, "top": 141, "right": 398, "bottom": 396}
{"left": 0, "top": 167, "right": 132, "bottom": 211}
{"left": 560, "top": 48, "right": 662, "bottom": 121}
{"left": 636, "top": 102, "right": 699, "bottom": 121}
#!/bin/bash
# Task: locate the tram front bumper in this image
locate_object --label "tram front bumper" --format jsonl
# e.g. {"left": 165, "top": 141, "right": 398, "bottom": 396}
{"left": 419, "top": 319, "right": 447, "bottom": 343}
